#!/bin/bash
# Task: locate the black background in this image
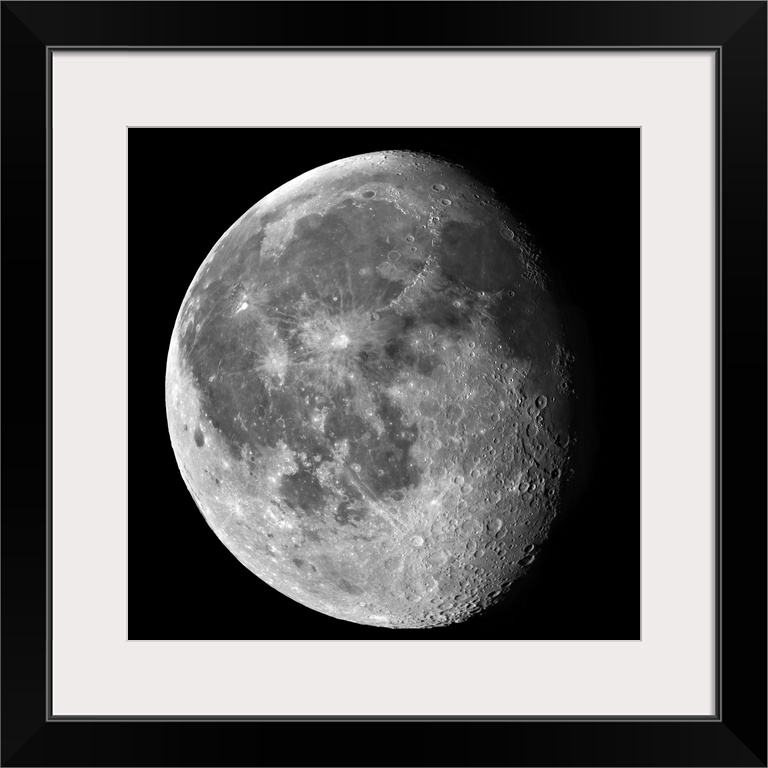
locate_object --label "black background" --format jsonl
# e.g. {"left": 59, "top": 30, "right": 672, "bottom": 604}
{"left": 128, "top": 127, "right": 640, "bottom": 640}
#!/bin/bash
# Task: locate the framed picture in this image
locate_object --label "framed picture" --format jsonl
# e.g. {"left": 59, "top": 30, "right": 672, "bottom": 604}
{"left": 5, "top": 1, "right": 765, "bottom": 765}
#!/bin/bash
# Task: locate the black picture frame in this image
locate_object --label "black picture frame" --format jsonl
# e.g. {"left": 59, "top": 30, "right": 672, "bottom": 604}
{"left": 4, "top": 2, "right": 765, "bottom": 766}
{"left": 127, "top": 126, "right": 641, "bottom": 643}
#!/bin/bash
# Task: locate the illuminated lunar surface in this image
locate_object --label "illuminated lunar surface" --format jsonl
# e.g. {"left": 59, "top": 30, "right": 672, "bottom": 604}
{"left": 165, "top": 150, "right": 574, "bottom": 629}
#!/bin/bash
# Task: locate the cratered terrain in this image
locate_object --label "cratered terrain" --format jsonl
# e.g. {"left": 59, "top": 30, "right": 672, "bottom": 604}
{"left": 165, "top": 150, "right": 574, "bottom": 629}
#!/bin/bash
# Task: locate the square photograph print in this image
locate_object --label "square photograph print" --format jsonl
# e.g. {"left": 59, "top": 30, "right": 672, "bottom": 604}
{"left": 128, "top": 128, "right": 639, "bottom": 640}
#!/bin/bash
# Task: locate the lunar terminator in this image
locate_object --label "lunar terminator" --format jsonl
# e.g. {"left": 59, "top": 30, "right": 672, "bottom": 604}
{"left": 166, "top": 150, "right": 574, "bottom": 628}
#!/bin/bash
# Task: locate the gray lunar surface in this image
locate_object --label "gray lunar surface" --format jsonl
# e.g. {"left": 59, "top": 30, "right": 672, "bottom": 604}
{"left": 166, "top": 150, "right": 574, "bottom": 628}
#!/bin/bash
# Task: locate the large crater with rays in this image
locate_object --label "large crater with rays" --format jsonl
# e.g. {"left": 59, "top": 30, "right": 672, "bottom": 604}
{"left": 165, "top": 150, "right": 575, "bottom": 629}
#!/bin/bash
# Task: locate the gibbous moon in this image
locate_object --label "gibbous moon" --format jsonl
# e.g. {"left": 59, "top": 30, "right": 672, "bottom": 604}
{"left": 166, "top": 150, "right": 574, "bottom": 629}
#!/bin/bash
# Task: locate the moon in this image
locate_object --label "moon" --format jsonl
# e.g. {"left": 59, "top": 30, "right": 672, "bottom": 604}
{"left": 165, "top": 150, "right": 574, "bottom": 629}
